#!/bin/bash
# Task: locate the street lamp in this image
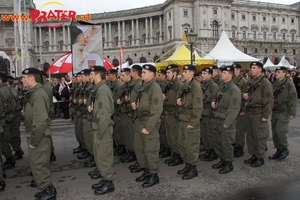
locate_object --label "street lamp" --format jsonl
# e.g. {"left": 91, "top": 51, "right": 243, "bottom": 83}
{"left": 186, "top": 28, "right": 198, "bottom": 65}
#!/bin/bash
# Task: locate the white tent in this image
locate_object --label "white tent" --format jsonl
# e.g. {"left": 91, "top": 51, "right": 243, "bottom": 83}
{"left": 263, "top": 58, "right": 277, "bottom": 69}
{"left": 277, "top": 55, "right": 292, "bottom": 69}
{"left": 204, "top": 31, "right": 259, "bottom": 64}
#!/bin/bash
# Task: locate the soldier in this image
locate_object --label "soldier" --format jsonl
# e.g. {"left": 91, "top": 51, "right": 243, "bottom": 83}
{"left": 199, "top": 68, "right": 218, "bottom": 162}
{"left": 176, "top": 65, "right": 203, "bottom": 180}
{"left": 243, "top": 62, "right": 273, "bottom": 167}
{"left": 163, "top": 64, "right": 184, "bottom": 166}
{"left": 70, "top": 73, "right": 78, "bottom": 121}
{"left": 211, "top": 66, "right": 241, "bottom": 174}
{"left": 88, "top": 66, "right": 115, "bottom": 195}
{"left": 232, "top": 64, "right": 248, "bottom": 157}
{"left": 194, "top": 71, "right": 203, "bottom": 84}
{"left": 270, "top": 66, "right": 297, "bottom": 160}
{"left": 21, "top": 68, "right": 56, "bottom": 200}
{"left": 0, "top": 92, "right": 6, "bottom": 192}
{"left": 131, "top": 64, "right": 163, "bottom": 188}
{"left": 211, "top": 65, "right": 222, "bottom": 85}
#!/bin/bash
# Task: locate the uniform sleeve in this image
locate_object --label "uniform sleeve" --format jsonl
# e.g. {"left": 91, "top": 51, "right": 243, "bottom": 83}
{"left": 288, "top": 81, "right": 297, "bottom": 117}
{"left": 189, "top": 85, "right": 203, "bottom": 127}
{"left": 114, "top": 83, "right": 123, "bottom": 104}
{"left": 224, "top": 87, "right": 241, "bottom": 127}
{"left": 262, "top": 80, "right": 274, "bottom": 119}
{"left": 144, "top": 86, "right": 164, "bottom": 133}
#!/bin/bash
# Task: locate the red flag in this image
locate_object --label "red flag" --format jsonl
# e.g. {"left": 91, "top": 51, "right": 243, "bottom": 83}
{"left": 120, "top": 45, "right": 123, "bottom": 73}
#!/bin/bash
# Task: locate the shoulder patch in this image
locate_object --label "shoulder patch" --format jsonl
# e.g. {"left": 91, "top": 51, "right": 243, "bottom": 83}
{"left": 196, "top": 97, "right": 202, "bottom": 104}
{"left": 266, "top": 92, "right": 271, "bottom": 98}
{"left": 98, "top": 102, "right": 102, "bottom": 109}
{"left": 153, "top": 97, "right": 159, "bottom": 105}
{"left": 232, "top": 97, "right": 237, "bottom": 105}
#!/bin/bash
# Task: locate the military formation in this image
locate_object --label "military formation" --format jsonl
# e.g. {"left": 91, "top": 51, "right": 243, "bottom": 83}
{"left": 0, "top": 61, "right": 297, "bottom": 198}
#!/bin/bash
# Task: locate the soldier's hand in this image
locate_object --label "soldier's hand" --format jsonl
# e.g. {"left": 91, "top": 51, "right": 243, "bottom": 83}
{"left": 187, "top": 125, "right": 194, "bottom": 130}
{"left": 79, "top": 99, "right": 82, "bottom": 104}
{"left": 141, "top": 128, "right": 149, "bottom": 135}
{"left": 223, "top": 124, "right": 229, "bottom": 129}
{"left": 73, "top": 99, "right": 77, "bottom": 104}
{"left": 176, "top": 98, "right": 182, "bottom": 106}
{"left": 290, "top": 116, "right": 294, "bottom": 120}
{"left": 117, "top": 99, "right": 121, "bottom": 105}
{"left": 240, "top": 112, "right": 246, "bottom": 116}
{"left": 131, "top": 102, "right": 137, "bottom": 110}
{"left": 211, "top": 102, "right": 216, "bottom": 109}
{"left": 163, "top": 94, "right": 166, "bottom": 100}
{"left": 262, "top": 118, "right": 268, "bottom": 122}
{"left": 243, "top": 93, "right": 249, "bottom": 100}
{"left": 88, "top": 106, "right": 92, "bottom": 113}
{"left": 125, "top": 96, "right": 129, "bottom": 101}
{"left": 29, "top": 144, "right": 36, "bottom": 149}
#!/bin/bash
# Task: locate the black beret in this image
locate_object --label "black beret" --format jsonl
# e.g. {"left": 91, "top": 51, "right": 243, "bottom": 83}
{"left": 0, "top": 72, "right": 7, "bottom": 79}
{"left": 183, "top": 65, "right": 196, "bottom": 71}
{"left": 131, "top": 65, "right": 142, "bottom": 71}
{"left": 158, "top": 69, "right": 166, "bottom": 74}
{"left": 107, "top": 69, "right": 118, "bottom": 74}
{"left": 73, "top": 73, "right": 78, "bottom": 77}
{"left": 232, "top": 64, "right": 242, "bottom": 69}
{"left": 202, "top": 67, "right": 213, "bottom": 74}
{"left": 121, "top": 68, "right": 131, "bottom": 72}
{"left": 211, "top": 65, "right": 219, "bottom": 70}
{"left": 166, "top": 64, "right": 179, "bottom": 70}
{"left": 80, "top": 69, "right": 90, "bottom": 75}
{"left": 90, "top": 66, "right": 106, "bottom": 72}
{"left": 195, "top": 71, "right": 202, "bottom": 77}
{"left": 142, "top": 64, "right": 156, "bottom": 73}
{"left": 22, "top": 68, "right": 41, "bottom": 75}
{"left": 220, "top": 65, "right": 234, "bottom": 72}
{"left": 250, "top": 62, "right": 263, "bottom": 68}
{"left": 7, "top": 75, "right": 14, "bottom": 80}
{"left": 40, "top": 70, "right": 47, "bottom": 77}
{"left": 275, "top": 66, "right": 287, "bottom": 71}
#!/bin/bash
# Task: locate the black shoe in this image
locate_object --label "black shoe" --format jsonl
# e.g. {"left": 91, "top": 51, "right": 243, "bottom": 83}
{"left": 278, "top": 148, "right": 289, "bottom": 159}
{"left": 85, "top": 159, "right": 96, "bottom": 167}
{"left": 13, "top": 150, "right": 24, "bottom": 160}
{"left": 244, "top": 155, "right": 257, "bottom": 164}
{"left": 0, "top": 181, "right": 5, "bottom": 192}
{"left": 205, "top": 150, "right": 218, "bottom": 162}
{"left": 168, "top": 154, "right": 183, "bottom": 166}
{"left": 94, "top": 181, "right": 115, "bottom": 195}
{"left": 119, "top": 153, "right": 130, "bottom": 163}
{"left": 77, "top": 150, "right": 91, "bottom": 160}
{"left": 90, "top": 171, "right": 102, "bottom": 179}
{"left": 269, "top": 148, "right": 282, "bottom": 160}
{"left": 136, "top": 170, "right": 151, "bottom": 182}
{"left": 114, "top": 145, "right": 126, "bottom": 156}
{"left": 219, "top": 162, "right": 233, "bottom": 174}
{"left": 251, "top": 158, "right": 264, "bottom": 167}
{"left": 131, "top": 164, "right": 145, "bottom": 173}
{"left": 159, "top": 145, "right": 165, "bottom": 154}
{"left": 35, "top": 185, "right": 57, "bottom": 200}
{"left": 88, "top": 168, "right": 98, "bottom": 176}
{"left": 73, "top": 145, "right": 84, "bottom": 154}
{"left": 182, "top": 165, "right": 198, "bottom": 180}
{"left": 3, "top": 156, "right": 15, "bottom": 171}
{"left": 50, "top": 152, "right": 56, "bottom": 162}
{"left": 177, "top": 163, "right": 191, "bottom": 175}
{"left": 199, "top": 150, "right": 211, "bottom": 160}
{"left": 159, "top": 148, "right": 171, "bottom": 158}
{"left": 92, "top": 179, "right": 106, "bottom": 190}
{"left": 121, "top": 152, "right": 136, "bottom": 163}
{"left": 234, "top": 147, "right": 244, "bottom": 158}
{"left": 3, "top": 172, "right": 6, "bottom": 179}
{"left": 212, "top": 159, "right": 225, "bottom": 169}
{"left": 165, "top": 154, "right": 176, "bottom": 164}
{"left": 31, "top": 179, "right": 37, "bottom": 188}
{"left": 129, "top": 162, "right": 139, "bottom": 170}
{"left": 142, "top": 173, "right": 159, "bottom": 188}
{"left": 84, "top": 156, "right": 94, "bottom": 165}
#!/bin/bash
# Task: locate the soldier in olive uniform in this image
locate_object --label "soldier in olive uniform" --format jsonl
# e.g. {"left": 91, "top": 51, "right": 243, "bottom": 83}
{"left": 211, "top": 66, "right": 241, "bottom": 174}
{"left": 243, "top": 62, "right": 273, "bottom": 167}
{"left": 21, "top": 68, "right": 56, "bottom": 200}
{"left": 270, "top": 66, "right": 297, "bottom": 160}
{"left": 88, "top": 66, "right": 115, "bottom": 195}
{"left": 211, "top": 65, "right": 222, "bottom": 85}
{"left": 199, "top": 68, "right": 218, "bottom": 162}
{"left": 232, "top": 64, "right": 248, "bottom": 157}
{"left": 176, "top": 65, "right": 203, "bottom": 180}
{"left": 131, "top": 64, "right": 163, "bottom": 188}
{"left": 70, "top": 73, "right": 78, "bottom": 121}
{"left": 194, "top": 71, "right": 203, "bottom": 84}
{"left": 163, "top": 64, "right": 184, "bottom": 166}
{"left": 0, "top": 93, "right": 6, "bottom": 192}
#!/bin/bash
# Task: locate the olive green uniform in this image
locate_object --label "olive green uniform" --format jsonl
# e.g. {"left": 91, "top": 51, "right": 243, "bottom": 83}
{"left": 213, "top": 74, "right": 222, "bottom": 85}
{"left": 83, "top": 82, "right": 94, "bottom": 155}
{"left": 271, "top": 78, "right": 297, "bottom": 148}
{"left": 74, "top": 84, "right": 86, "bottom": 149}
{"left": 211, "top": 81, "right": 241, "bottom": 162}
{"left": 177, "top": 79, "right": 203, "bottom": 166}
{"left": 158, "top": 79, "right": 169, "bottom": 149}
{"left": 24, "top": 84, "right": 52, "bottom": 190}
{"left": 0, "top": 100, "right": 5, "bottom": 182}
{"left": 90, "top": 80, "right": 114, "bottom": 181}
{"left": 200, "top": 79, "right": 218, "bottom": 151}
{"left": 244, "top": 76, "right": 273, "bottom": 158}
{"left": 164, "top": 78, "right": 183, "bottom": 154}
{"left": 134, "top": 78, "right": 163, "bottom": 174}
{"left": 233, "top": 75, "right": 248, "bottom": 148}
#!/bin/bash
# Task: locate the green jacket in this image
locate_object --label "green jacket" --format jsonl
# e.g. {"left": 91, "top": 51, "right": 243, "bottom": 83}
{"left": 272, "top": 78, "right": 297, "bottom": 117}
{"left": 157, "top": 79, "right": 167, "bottom": 92}
{"left": 178, "top": 79, "right": 203, "bottom": 127}
{"left": 0, "top": 83, "right": 15, "bottom": 122}
{"left": 85, "top": 82, "right": 94, "bottom": 118}
{"left": 130, "top": 78, "right": 143, "bottom": 105}
{"left": 214, "top": 80, "right": 241, "bottom": 127}
{"left": 164, "top": 77, "right": 183, "bottom": 114}
{"left": 201, "top": 79, "right": 218, "bottom": 117}
{"left": 136, "top": 78, "right": 163, "bottom": 133}
{"left": 75, "top": 83, "right": 83, "bottom": 114}
{"left": 118, "top": 81, "right": 132, "bottom": 114}
{"left": 9, "top": 85, "right": 22, "bottom": 115}
{"left": 24, "top": 84, "right": 50, "bottom": 147}
{"left": 90, "top": 80, "right": 114, "bottom": 138}
{"left": 233, "top": 75, "right": 248, "bottom": 93}
{"left": 109, "top": 80, "right": 123, "bottom": 113}
{"left": 213, "top": 74, "right": 222, "bottom": 85}
{"left": 42, "top": 80, "right": 54, "bottom": 118}
{"left": 0, "top": 98, "right": 5, "bottom": 133}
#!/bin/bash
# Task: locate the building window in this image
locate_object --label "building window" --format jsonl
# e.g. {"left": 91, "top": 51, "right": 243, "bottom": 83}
{"left": 253, "top": 15, "right": 256, "bottom": 21}
{"left": 4, "top": 21, "right": 14, "bottom": 27}
{"left": 263, "top": 16, "right": 266, "bottom": 22}
{"left": 231, "top": 14, "right": 235, "bottom": 19}
{"left": 282, "top": 18, "right": 285, "bottom": 23}
{"left": 282, "top": 33, "right": 286, "bottom": 41}
{"left": 265, "top": 49, "right": 268, "bottom": 53}
{"left": 273, "top": 32, "right": 276, "bottom": 40}
{"left": 169, "top": 28, "right": 172, "bottom": 40}
{"left": 242, "top": 31, "right": 246, "bottom": 39}
{"left": 292, "top": 33, "right": 295, "bottom": 41}
{"left": 183, "top": 10, "right": 188, "bottom": 17}
{"left": 254, "top": 48, "right": 258, "bottom": 53}
{"left": 253, "top": 31, "right": 256, "bottom": 40}
{"left": 44, "top": 41, "right": 49, "bottom": 51}
{"left": 58, "top": 40, "right": 63, "bottom": 51}
{"left": 213, "top": 10, "right": 217, "bottom": 15}
{"left": 263, "top": 32, "right": 266, "bottom": 40}
{"left": 291, "top": 18, "right": 295, "bottom": 24}
{"left": 244, "top": 48, "right": 247, "bottom": 54}
{"left": 274, "top": 49, "right": 278, "bottom": 53}
{"left": 293, "top": 49, "right": 296, "bottom": 55}
{"left": 284, "top": 49, "right": 287, "bottom": 53}
{"left": 169, "top": 11, "right": 171, "bottom": 20}
{"left": 273, "top": 17, "right": 276, "bottom": 22}
{"left": 212, "top": 20, "right": 218, "bottom": 37}
{"left": 242, "top": 14, "right": 246, "bottom": 20}
{"left": 232, "top": 30, "right": 235, "bottom": 39}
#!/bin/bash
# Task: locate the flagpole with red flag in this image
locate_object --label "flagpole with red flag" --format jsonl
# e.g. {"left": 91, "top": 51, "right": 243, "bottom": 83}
{"left": 119, "top": 45, "right": 123, "bottom": 73}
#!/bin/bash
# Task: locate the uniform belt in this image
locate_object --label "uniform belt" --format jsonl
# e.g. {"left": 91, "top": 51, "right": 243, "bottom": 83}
{"left": 216, "top": 108, "right": 228, "bottom": 113}
{"left": 246, "top": 107, "right": 263, "bottom": 114}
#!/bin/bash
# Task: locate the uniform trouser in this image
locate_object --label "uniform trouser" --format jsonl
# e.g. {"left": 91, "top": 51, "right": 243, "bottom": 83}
{"left": 271, "top": 112, "right": 289, "bottom": 149}
{"left": 134, "top": 118, "right": 160, "bottom": 174}
{"left": 121, "top": 113, "right": 134, "bottom": 152}
{"left": 10, "top": 114, "right": 22, "bottom": 152}
{"left": 113, "top": 114, "right": 123, "bottom": 145}
{"left": 0, "top": 132, "right": 4, "bottom": 182}
{"left": 164, "top": 114, "right": 179, "bottom": 154}
{"left": 28, "top": 137, "right": 52, "bottom": 190}
{"left": 83, "top": 118, "right": 93, "bottom": 155}
{"left": 93, "top": 127, "right": 114, "bottom": 181}
{"left": 178, "top": 121, "right": 200, "bottom": 166}
{"left": 159, "top": 117, "right": 169, "bottom": 148}
{"left": 235, "top": 115, "right": 247, "bottom": 147}
{"left": 1, "top": 123, "right": 12, "bottom": 159}
{"left": 211, "top": 118, "right": 236, "bottom": 162}
{"left": 74, "top": 115, "right": 86, "bottom": 149}
{"left": 200, "top": 116, "right": 214, "bottom": 150}
{"left": 246, "top": 114, "right": 269, "bottom": 159}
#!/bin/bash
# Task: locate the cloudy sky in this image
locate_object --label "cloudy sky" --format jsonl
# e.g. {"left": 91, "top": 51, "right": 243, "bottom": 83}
{"left": 35, "top": 0, "right": 299, "bottom": 14}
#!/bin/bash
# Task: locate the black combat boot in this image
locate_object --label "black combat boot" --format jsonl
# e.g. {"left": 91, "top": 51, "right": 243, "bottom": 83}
{"left": 88, "top": 168, "right": 98, "bottom": 176}
{"left": 92, "top": 179, "right": 106, "bottom": 190}
{"left": 94, "top": 180, "right": 115, "bottom": 195}
{"left": 244, "top": 155, "right": 257, "bottom": 164}
{"left": 77, "top": 150, "right": 91, "bottom": 159}
{"left": 205, "top": 149, "right": 218, "bottom": 162}
{"left": 114, "top": 145, "right": 126, "bottom": 156}
{"left": 199, "top": 150, "right": 211, "bottom": 160}
{"left": 182, "top": 165, "right": 198, "bottom": 180}
{"left": 35, "top": 184, "right": 57, "bottom": 200}
{"left": 219, "top": 162, "right": 233, "bottom": 174}
{"left": 135, "top": 169, "right": 151, "bottom": 182}
{"left": 85, "top": 156, "right": 96, "bottom": 167}
{"left": 212, "top": 159, "right": 226, "bottom": 169}
{"left": 251, "top": 158, "right": 264, "bottom": 167}
{"left": 234, "top": 146, "right": 244, "bottom": 158}
{"left": 13, "top": 150, "right": 24, "bottom": 160}
{"left": 129, "top": 162, "right": 139, "bottom": 170}
{"left": 119, "top": 152, "right": 130, "bottom": 163}
{"left": 278, "top": 148, "right": 289, "bottom": 159}
{"left": 130, "top": 163, "right": 144, "bottom": 173}
{"left": 159, "top": 148, "right": 171, "bottom": 158}
{"left": 177, "top": 163, "right": 191, "bottom": 175}
{"left": 3, "top": 157, "right": 15, "bottom": 171}
{"left": 165, "top": 153, "right": 176, "bottom": 164}
{"left": 159, "top": 145, "right": 165, "bottom": 154}
{"left": 31, "top": 179, "right": 37, "bottom": 187}
{"left": 269, "top": 148, "right": 282, "bottom": 160}
{"left": 50, "top": 151, "right": 56, "bottom": 162}
{"left": 73, "top": 145, "right": 84, "bottom": 154}
{"left": 168, "top": 153, "right": 183, "bottom": 166}
{"left": 142, "top": 173, "right": 159, "bottom": 188}
{"left": 122, "top": 152, "right": 136, "bottom": 163}
{"left": 90, "top": 171, "right": 102, "bottom": 179}
{"left": 0, "top": 180, "right": 5, "bottom": 192}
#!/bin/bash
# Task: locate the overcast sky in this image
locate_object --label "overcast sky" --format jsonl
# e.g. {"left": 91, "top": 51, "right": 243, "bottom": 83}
{"left": 34, "top": 0, "right": 299, "bottom": 14}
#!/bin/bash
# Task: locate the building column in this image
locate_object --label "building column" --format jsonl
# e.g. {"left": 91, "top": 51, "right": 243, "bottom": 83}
{"left": 109, "top": 22, "right": 112, "bottom": 48}
{"left": 67, "top": 26, "right": 70, "bottom": 49}
{"left": 48, "top": 28, "right": 52, "bottom": 51}
{"left": 122, "top": 20, "right": 126, "bottom": 46}
{"left": 136, "top": 19, "right": 139, "bottom": 46}
{"left": 62, "top": 26, "right": 66, "bottom": 51}
{"left": 159, "top": 15, "right": 162, "bottom": 43}
{"left": 150, "top": 17, "right": 153, "bottom": 44}
{"left": 39, "top": 27, "right": 42, "bottom": 51}
{"left": 118, "top": 21, "right": 121, "bottom": 46}
{"left": 145, "top": 18, "right": 148, "bottom": 45}
{"left": 131, "top": 19, "right": 135, "bottom": 46}
{"left": 34, "top": 27, "right": 38, "bottom": 52}
{"left": 104, "top": 23, "right": 108, "bottom": 48}
{"left": 53, "top": 28, "right": 57, "bottom": 51}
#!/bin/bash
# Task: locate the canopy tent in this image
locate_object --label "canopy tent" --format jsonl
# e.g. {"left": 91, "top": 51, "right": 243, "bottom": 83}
{"left": 277, "top": 55, "right": 294, "bottom": 69}
{"left": 204, "top": 31, "right": 259, "bottom": 64}
{"left": 263, "top": 58, "right": 277, "bottom": 69}
{"left": 155, "top": 43, "right": 214, "bottom": 71}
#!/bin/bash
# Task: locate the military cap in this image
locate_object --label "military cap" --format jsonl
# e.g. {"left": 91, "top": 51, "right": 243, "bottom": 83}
{"left": 166, "top": 64, "right": 179, "bottom": 70}
{"left": 7, "top": 75, "right": 14, "bottom": 80}
{"left": 250, "top": 62, "right": 263, "bottom": 68}
{"left": 211, "top": 65, "right": 219, "bottom": 70}
{"left": 73, "top": 73, "right": 78, "bottom": 77}
{"left": 40, "top": 70, "right": 47, "bottom": 77}
{"left": 0, "top": 71, "right": 7, "bottom": 79}
{"left": 275, "top": 66, "right": 287, "bottom": 71}
{"left": 183, "top": 65, "right": 197, "bottom": 71}
{"left": 121, "top": 68, "right": 131, "bottom": 72}
{"left": 107, "top": 69, "right": 118, "bottom": 74}
{"left": 131, "top": 64, "right": 142, "bottom": 71}
{"left": 220, "top": 65, "right": 234, "bottom": 72}
{"left": 22, "top": 68, "right": 41, "bottom": 75}
{"left": 232, "top": 64, "right": 242, "bottom": 69}
{"left": 142, "top": 64, "right": 156, "bottom": 73}
{"left": 157, "top": 69, "right": 166, "bottom": 75}
{"left": 90, "top": 65, "right": 106, "bottom": 72}
{"left": 202, "top": 67, "right": 213, "bottom": 74}
{"left": 80, "top": 69, "right": 90, "bottom": 75}
{"left": 195, "top": 71, "right": 202, "bottom": 77}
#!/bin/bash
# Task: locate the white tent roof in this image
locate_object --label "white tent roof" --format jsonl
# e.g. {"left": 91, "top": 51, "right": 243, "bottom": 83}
{"left": 277, "top": 55, "right": 291, "bottom": 68}
{"left": 204, "top": 31, "right": 259, "bottom": 62}
{"left": 263, "top": 58, "right": 276, "bottom": 68}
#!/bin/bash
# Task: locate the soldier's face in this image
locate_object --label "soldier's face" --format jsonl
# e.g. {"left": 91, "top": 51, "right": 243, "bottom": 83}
{"left": 166, "top": 70, "right": 175, "bottom": 81}
{"left": 195, "top": 76, "right": 202, "bottom": 83}
{"left": 250, "top": 66, "right": 262, "bottom": 77}
{"left": 182, "top": 70, "right": 193, "bottom": 81}
{"left": 201, "top": 71, "right": 211, "bottom": 81}
{"left": 141, "top": 69, "right": 154, "bottom": 82}
{"left": 157, "top": 73, "right": 166, "bottom": 81}
{"left": 221, "top": 71, "right": 233, "bottom": 82}
{"left": 275, "top": 70, "right": 286, "bottom": 80}
{"left": 120, "top": 72, "right": 130, "bottom": 83}
{"left": 90, "top": 72, "right": 96, "bottom": 82}
{"left": 21, "top": 75, "right": 33, "bottom": 88}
